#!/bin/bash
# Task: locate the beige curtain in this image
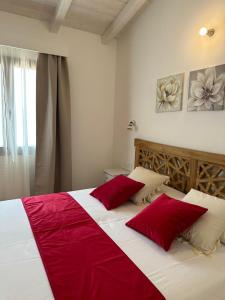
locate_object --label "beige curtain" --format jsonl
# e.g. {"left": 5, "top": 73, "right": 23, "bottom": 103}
{"left": 34, "top": 54, "right": 72, "bottom": 194}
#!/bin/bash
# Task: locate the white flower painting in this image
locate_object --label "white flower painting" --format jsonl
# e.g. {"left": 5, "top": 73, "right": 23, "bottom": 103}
{"left": 188, "top": 65, "right": 225, "bottom": 111}
{"left": 156, "top": 73, "right": 184, "bottom": 113}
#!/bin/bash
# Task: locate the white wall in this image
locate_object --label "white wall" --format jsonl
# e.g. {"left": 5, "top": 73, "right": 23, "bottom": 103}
{"left": 0, "top": 11, "right": 117, "bottom": 189}
{"left": 113, "top": 0, "right": 225, "bottom": 171}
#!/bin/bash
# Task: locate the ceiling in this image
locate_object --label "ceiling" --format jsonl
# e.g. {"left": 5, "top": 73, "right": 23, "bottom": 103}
{"left": 66, "top": 0, "right": 129, "bottom": 35}
{"left": 0, "top": 0, "right": 128, "bottom": 34}
{"left": 0, "top": 0, "right": 148, "bottom": 43}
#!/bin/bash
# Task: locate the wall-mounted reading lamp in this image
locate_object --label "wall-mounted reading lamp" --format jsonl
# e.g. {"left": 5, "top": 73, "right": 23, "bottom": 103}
{"left": 127, "top": 120, "right": 137, "bottom": 131}
{"left": 199, "top": 27, "right": 215, "bottom": 37}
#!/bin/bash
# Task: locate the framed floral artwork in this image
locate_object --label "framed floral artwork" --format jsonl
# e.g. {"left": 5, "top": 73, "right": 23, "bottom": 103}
{"left": 156, "top": 73, "right": 184, "bottom": 113}
{"left": 188, "top": 65, "right": 225, "bottom": 111}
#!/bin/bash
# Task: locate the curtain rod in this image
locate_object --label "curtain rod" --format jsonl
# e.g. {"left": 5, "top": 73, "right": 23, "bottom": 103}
{"left": 0, "top": 43, "right": 67, "bottom": 58}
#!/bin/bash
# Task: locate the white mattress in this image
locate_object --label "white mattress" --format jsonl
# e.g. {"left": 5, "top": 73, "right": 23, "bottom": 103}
{"left": 0, "top": 186, "right": 225, "bottom": 300}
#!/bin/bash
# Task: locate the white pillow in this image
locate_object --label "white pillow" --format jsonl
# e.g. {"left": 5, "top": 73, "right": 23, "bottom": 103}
{"left": 150, "top": 184, "right": 185, "bottom": 202}
{"left": 128, "top": 167, "right": 169, "bottom": 205}
{"left": 182, "top": 189, "right": 225, "bottom": 254}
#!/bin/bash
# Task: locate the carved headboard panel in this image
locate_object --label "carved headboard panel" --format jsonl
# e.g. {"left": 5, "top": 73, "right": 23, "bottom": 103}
{"left": 135, "top": 139, "right": 225, "bottom": 199}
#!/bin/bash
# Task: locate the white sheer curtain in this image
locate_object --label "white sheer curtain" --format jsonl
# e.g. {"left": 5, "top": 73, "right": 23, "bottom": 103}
{"left": 0, "top": 46, "right": 37, "bottom": 200}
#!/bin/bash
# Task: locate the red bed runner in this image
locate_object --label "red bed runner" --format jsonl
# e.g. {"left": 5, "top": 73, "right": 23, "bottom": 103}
{"left": 22, "top": 192, "right": 165, "bottom": 300}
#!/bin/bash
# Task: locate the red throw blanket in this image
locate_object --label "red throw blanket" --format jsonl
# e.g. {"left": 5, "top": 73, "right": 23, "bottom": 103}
{"left": 22, "top": 193, "right": 165, "bottom": 300}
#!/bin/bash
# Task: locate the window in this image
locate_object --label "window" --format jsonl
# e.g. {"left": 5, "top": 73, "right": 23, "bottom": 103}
{"left": 0, "top": 64, "right": 36, "bottom": 150}
{"left": 0, "top": 70, "right": 3, "bottom": 147}
{"left": 14, "top": 66, "right": 36, "bottom": 147}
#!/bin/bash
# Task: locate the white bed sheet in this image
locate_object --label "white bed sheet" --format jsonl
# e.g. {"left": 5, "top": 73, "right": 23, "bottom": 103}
{"left": 0, "top": 186, "right": 225, "bottom": 300}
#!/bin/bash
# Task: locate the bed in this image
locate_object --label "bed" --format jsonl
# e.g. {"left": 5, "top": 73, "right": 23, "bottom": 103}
{"left": 1, "top": 139, "right": 225, "bottom": 300}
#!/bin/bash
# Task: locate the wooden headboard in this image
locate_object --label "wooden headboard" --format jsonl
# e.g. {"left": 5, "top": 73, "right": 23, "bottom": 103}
{"left": 135, "top": 139, "right": 225, "bottom": 199}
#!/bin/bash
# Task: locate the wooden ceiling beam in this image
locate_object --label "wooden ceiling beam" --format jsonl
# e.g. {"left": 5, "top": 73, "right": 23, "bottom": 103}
{"left": 101, "top": 0, "right": 148, "bottom": 44}
{"left": 50, "top": 0, "right": 73, "bottom": 33}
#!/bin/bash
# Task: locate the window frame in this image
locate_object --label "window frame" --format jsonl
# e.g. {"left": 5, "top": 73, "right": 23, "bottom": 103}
{"left": 0, "top": 146, "right": 35, "bottom": 156}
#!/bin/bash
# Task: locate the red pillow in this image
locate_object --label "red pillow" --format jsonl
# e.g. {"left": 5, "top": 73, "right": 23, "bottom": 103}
{"left": 126, "top": 193, "right": 208, "bottom": 251}
{"left": 90, "top": 175, "right": 144, "bottom": 210}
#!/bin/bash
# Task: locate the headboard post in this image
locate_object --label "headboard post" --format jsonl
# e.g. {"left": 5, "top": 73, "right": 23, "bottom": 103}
{"left": 135, "top": 142, "right": 141, "bottom": 168}
{"left": 134, "top": 138, "right": 225, "bottom": 199}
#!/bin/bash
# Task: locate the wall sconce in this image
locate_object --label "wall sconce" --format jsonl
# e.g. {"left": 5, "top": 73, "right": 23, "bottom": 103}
{"left": 199, "top": 27, "right": 215, "bottom": 37}
{"left": 127, "top": 120, "right": 137, "bottom": 130}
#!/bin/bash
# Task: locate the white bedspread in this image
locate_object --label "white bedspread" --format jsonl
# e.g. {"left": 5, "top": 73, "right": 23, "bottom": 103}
{"left": 0, "top": 186, "right": 225, "bottom": 300}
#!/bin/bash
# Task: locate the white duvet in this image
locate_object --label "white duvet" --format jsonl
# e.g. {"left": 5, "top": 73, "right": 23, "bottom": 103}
{"left": 0, "top": 186, "right": 225, "bottom": 300}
